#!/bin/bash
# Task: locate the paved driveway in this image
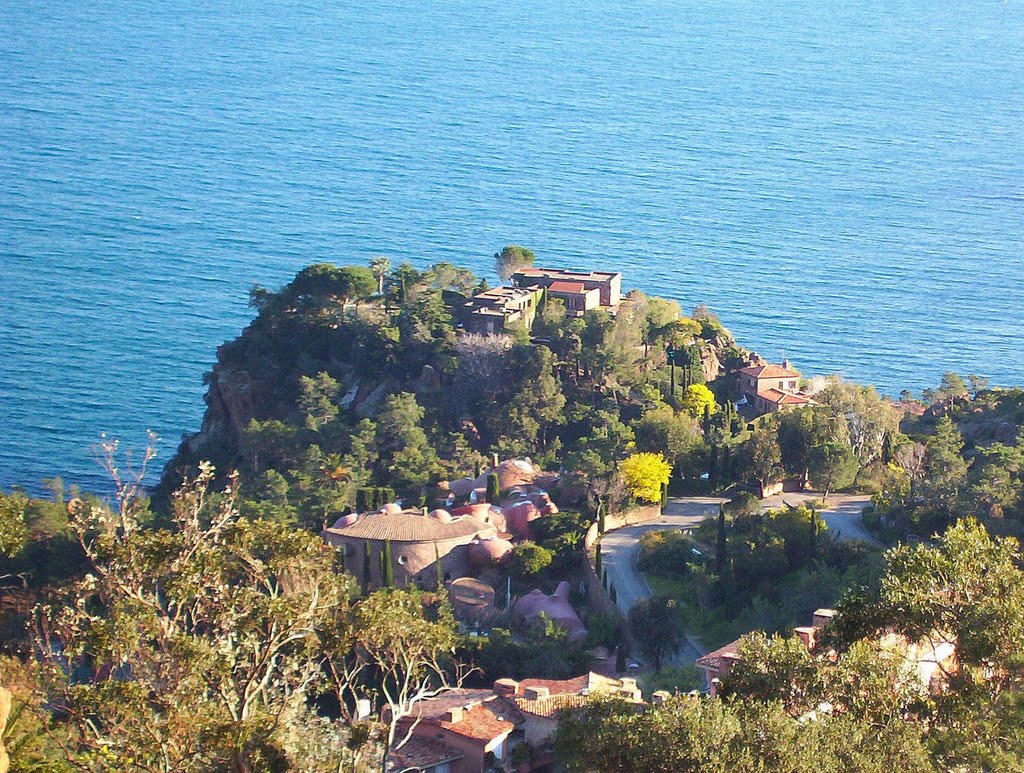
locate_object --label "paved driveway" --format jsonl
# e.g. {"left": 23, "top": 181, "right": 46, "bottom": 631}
{"left": 758, "top": 492, "right": 879, "bottom": 545}
{"left": 600, "top": 496, "right": 727, "bottom": 662}
{"left": 599, "top": 492, "right": 878, "bottom": 664}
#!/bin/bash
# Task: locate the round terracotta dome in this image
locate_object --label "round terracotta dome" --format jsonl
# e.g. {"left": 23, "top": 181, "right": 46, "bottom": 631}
{"left": 469, "top": 537, "right": 514, "bottom": 567}
{"left": 429, "top": 509, "right": 452, "bottom": 523}
{"left": 381, "top": 502, "right": 403, "bottom": 516}
{"left": 332, "top": 513, "right": 359, "bottom": 529}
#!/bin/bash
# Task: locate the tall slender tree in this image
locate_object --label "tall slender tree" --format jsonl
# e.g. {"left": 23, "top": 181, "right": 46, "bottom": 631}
{"left": 363, "top": 540, "right": 373, "bottom": 591}
{"left": 382, "top": 540, "right": 395, "bottom": 588}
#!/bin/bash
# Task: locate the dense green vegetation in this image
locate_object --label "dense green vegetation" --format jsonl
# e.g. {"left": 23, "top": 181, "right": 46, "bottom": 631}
{"left": 557, "top": 519, "right": 1024, "bottom": 771}
{"left": 6, "top": 259, "right": 1024, "bottom": 772}
{"left": 638, "top": 501, "right": 883, "bottom": 649}
{"left": 157, "top": 258, "right": 746, "bottom": 524}
{"left": 871, "top": 382, "right": 1024, "bottom": 541}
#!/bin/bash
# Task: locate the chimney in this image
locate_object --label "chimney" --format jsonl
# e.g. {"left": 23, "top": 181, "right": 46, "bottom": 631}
{"left": 794, "top": 626, "right": 816, "bottom": 650}
{"left": 782, "top": 358, "right": 791, "bottom": 370}
{"left": 652, "top": 690, "right": 670, "bottom": 706}
{"left": 523, "top": 686, "right": 549, "bottom": 700}
{"left": 491, "top": 452, "right": 500, "bottom": 469}
{"left": 443, "top": 706, "right": 464, "bottom": 723}
{"left": 812, "top": 609, "right": 836, "bottom": 629}
{"left": 493, "top": 678, "right": 519, "bottom": 698}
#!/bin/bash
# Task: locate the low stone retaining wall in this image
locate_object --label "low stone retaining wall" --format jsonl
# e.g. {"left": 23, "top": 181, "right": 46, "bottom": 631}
{"left": 584, "top": 504, "right": 661, "bottom": 548}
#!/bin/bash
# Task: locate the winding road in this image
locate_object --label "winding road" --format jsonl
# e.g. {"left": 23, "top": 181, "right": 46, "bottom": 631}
{"left": 600, "top": 492, "right": 877, "bottom": 664}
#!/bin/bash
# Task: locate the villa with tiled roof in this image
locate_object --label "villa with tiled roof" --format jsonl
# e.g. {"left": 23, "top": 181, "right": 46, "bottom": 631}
{"left": 738, "top": 359, "right": 817, "bottom": 415}
{"left": 322, "top": 504, "right": 507, "bottom": 589}
{"left": 388, "top": 673, "right": 642, "bottom": 773}
{"left": 511, "top": 267, "right": 622, "bottom": 313}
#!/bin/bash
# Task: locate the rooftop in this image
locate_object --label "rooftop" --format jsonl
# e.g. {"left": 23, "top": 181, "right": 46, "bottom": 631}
{"left": 695, "top": 639, "right": 743, "bottom": 672}
{"left": 546, "top": 280, "right": 587, "bottom": 295}
{"left": 322, "top": 510, "right": 492, "bottom": 543}
{"left": 387, "top": 736, "right": 463, "bottom": 772}
{"left": 759, "top": 388, "right": 816, "bottom": 406}
{"left": 739, "top": 363, "right": 800, "bottom": 379}
{"left": 514, "top": 267, "right": 620, "bottom": 281}
{"left": 439, "top": 700, "right": 521, "bottom": 742}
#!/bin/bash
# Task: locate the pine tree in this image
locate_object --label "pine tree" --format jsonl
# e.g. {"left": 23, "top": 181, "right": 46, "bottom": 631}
{"left": 381, "top": 540, "right": 395, "bottom": 587}
{"left": 362, "top": 541, "right": 372, "bottom": 591}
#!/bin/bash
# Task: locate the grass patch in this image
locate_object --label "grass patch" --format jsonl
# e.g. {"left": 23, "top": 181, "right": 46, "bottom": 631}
{"left": 642, "top": 571, "right": 742, "bottom": 651}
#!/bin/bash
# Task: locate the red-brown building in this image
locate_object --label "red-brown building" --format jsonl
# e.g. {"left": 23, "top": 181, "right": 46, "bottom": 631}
{"left": 388, "top": 673, "right": 642, "bottom": 772}
{"left": 511, "top": 268, "right": 622, "bottom": 313}
{"left": 737, "top": 361, "right": 816, "bottom": 415}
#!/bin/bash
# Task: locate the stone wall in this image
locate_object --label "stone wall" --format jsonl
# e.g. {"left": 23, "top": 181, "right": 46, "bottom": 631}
{"left": 584, "top": 503, "right": 661, "bottom": 548}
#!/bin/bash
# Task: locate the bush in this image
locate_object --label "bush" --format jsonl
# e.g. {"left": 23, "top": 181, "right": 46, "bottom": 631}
{"left": 638, "top": 530, "right": 700, "bottom": 577}
{"left": 585, "top": 612, "right": 622, "bottom": 650}
{"left": 724, "top": 491, "right": 760, "bottom": 520}
{"left": 508, "top": 542, "right": 554, "bottom": 579}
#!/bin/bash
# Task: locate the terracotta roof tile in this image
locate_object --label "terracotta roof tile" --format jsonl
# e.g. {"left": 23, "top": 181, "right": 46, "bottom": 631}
{"left": 759, "top": 388, "right": 815, "bottom": 406}
{"left": 546, "top": 280, "right": 587, "bottom": 294}
{"left": 322, "top": 511, "right": 492, "bottom": 543}
{"left": 739, "top": 363, "right": 800, "bottom": 379}
{"left": 439, "top": 699, "right": 520, "bottom": 742}
{"left": 387, "top": 736, "right": 463, "bottom": 772}
{"left": 696, "top": 638, "right": 743, "bottom": 671}
{"left": 514, "top": 693, "right": 592, "bottom": 718}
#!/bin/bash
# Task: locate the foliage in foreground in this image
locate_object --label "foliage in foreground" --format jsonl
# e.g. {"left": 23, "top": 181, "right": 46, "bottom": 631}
{"left": 561, "top": 518, "right": 1024, "bottom": 772}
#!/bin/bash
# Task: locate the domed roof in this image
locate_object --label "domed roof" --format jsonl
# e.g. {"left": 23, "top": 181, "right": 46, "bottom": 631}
{"left": 332, "top": 513, "right": 360, "bottom": 529}
{"left": 469, "top": 536, "right": 514, "bottom": 567}
{"left": 381, "top": 502, "right": 403, "bottom": 516}
{"left": 429, "top": 509, "right": 452, "bottom": 523}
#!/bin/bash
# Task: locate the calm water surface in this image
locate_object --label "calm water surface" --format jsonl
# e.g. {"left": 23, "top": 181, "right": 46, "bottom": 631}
{"left": 2, "top": 0, "right": 1023, "bottom": 492}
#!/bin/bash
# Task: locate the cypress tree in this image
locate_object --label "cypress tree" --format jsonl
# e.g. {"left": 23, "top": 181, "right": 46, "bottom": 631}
{"left": 615, "top": 644, "right": 627, "bottom": 673}
{"left": 660, "top": 481, "right": 669, "bottom": 509}
{"left": 715, "top": 505, "right": 728, "bottom": 576}
{"left": 810, "top": 506, "right": 819, "bottom": 555}
{"left": 595, "top": 542, "right": 602, "bottom": 576}
{"left": 703, "top": 402, "right": 713, "bottom": 435}
{"left": 474, "top": 459, "right": 481, "bottom": 479}
{"left": 435, "top": 541, "right": 444, "bottom": 590}
{"left": 486, "top": 473, "right": 500, "bottom": 504}
{"left": 609, "top": 582, "right": 617, "bottom": 605}
{"left": 602, "top": 569, "right": 608, "bottom": 591}
{"left": 597, "top": 502, "right": 606, "bottom": 534}
{"left": 362, "top": 541, "right": 372, "bottom": 591}
{"left": 381, "top": 540, "right": 394, "bottom": 587}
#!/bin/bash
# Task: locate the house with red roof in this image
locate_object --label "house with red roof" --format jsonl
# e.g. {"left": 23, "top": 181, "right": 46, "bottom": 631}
{"left": 511, "top": 267, "right": 622, "bottom": 315}
{"left": 737, "top": 360, "right": 816, "bottom": 416}
{"left": 388, "top": 673, "right": 642, "bottom": 773}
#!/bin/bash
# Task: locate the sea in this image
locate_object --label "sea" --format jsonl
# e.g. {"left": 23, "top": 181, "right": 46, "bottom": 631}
{"left": 2, "top": 0, "right": 1023, "bottom": 494}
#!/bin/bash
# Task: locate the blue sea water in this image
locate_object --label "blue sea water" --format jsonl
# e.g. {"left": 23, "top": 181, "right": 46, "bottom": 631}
{"left": 2, "top": 0, "right": 1023, "bottom": 493}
